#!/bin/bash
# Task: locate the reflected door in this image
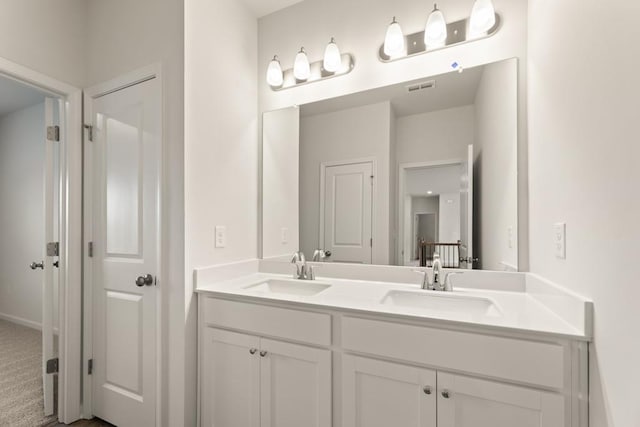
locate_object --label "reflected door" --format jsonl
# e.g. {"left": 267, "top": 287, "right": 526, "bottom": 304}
{"left": 322, "top": 161, "right": 373, "bottom": 263}
{"left": 89, "top": 78, "right": 160, "bottom": 427}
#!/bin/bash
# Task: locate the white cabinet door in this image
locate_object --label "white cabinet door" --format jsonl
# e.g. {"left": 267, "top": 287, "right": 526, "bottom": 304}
{"left": 437, "top": 372, "right": 566, "bottom": 427}
{"left": 259, "top": 338, "right": 332, "bottom": 427}
{"left": 342, "top": 354, "right": 437, "bottom": 427}
{"left": 201, "top": 328, "right": 260, "bottom": 427}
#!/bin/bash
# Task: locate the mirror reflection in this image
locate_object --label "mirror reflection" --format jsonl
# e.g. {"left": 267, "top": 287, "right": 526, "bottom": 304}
{"left": 263, "top": 58, "right": 518, "bottom": 271}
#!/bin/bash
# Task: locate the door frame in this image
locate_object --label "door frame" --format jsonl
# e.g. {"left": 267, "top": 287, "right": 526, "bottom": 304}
{"left": 398, "top": 159, "right": 462, "bottom": 265}
{"left": 82, "top": 63, "right": 164, "bottom": 424}
{"left": 0, "top": 57, "right": 83, "bottom": 423}
{"left": 318, "top": 157, "right": 376, "bottom": 263}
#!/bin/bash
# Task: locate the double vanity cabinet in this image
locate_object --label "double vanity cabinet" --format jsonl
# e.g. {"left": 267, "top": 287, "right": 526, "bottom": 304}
{"left": 197, "top": 272, "right": 590, "bottom": 427}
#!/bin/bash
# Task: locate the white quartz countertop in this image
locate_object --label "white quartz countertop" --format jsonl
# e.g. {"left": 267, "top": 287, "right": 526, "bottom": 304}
{"left": 196, "top": 272, "right": 590, "bottom": 341}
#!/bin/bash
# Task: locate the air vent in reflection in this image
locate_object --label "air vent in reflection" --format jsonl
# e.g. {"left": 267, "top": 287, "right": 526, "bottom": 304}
{"left": 406, "top": 80, "right": 436, "bottom": 93}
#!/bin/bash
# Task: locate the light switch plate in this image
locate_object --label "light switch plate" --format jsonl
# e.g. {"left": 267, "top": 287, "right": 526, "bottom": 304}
{"left": 553, "top": 223, "right": 566, "bottom": 259}
{"left": 281, "top": 227, "right": 289, "bottom": 244}
{"left": 215, "top": 226, "right": 227, "bottom": 248}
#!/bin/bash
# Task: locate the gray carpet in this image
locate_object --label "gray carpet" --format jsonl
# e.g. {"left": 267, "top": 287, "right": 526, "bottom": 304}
{"left": 0, "top": 319, "right": 58, "bottom": 427}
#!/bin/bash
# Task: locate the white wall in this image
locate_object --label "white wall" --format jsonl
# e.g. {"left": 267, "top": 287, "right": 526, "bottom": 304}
{"left": 85, "top": 0, "right": 186, "bottom": 424}
{"left": 0, "top": 103, "right": 45, "bottom": 327}
{"left": 0, "top": 0, "right": 86, "bottom": 87}
{"left": 438, "top": 193, "right": 461, "bottom": 243}
{"left": 185, "top": 0, "right": 257, "bottom": 425}
{"left": 474, "top": 60, "right": 518, "bottom": 271}
{"left": 262, "top": 107, "right": 300, "bottom": 258}
{"left": 396, "top": 106, "right": 475, "bottom": 165}
{"left": 528, "top": 2, "right": 640, "bottom": 426}
{"left": 300, "top": 102, "right": 391, "bottom": 263}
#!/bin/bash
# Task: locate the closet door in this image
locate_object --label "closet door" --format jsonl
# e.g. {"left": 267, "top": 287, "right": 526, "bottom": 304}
{"left": 342, "top": 354, "right": 437, "bottom": 427}
{"left": 201, "top": 328, "right": 260, "bottom": 427}
{"left": 259, "top": 338, "right": 331, "bottom": 427}
{"left": 437, "top": 372, "right": 566, "bottom": 427}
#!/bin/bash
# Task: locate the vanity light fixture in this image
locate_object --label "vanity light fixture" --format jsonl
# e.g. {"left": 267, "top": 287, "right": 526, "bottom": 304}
{"left": 266, "top": 43, "right": 355, "bottom": 91}
{"left": 384, "top": 17, "right": 405, "bottom": 58}
{"left": 378, "top": 0, "right": 500, "bottom": 62}
{"left": 293, "top": 47, "right": 311, "bottom": 81}
{"left": 323, "top": 38, "right": 342, "bottom": 73}
{"left": 266, "top": 55, "right": 284, "bottom": 87}
{"left": 424, "top": 4, "right": 447, "bottom": 48}
{"left": 469, "top": 0, "right": 496, "bottom": 35}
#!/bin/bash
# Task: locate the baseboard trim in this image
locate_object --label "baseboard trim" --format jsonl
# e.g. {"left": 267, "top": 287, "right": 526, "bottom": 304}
{"left": 0, "top": 311, "right": 42, "bottom": 330}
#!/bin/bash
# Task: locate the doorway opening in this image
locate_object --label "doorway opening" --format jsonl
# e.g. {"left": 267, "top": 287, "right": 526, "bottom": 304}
{"left": 0, "top": 74, "right": 61, "bottom": 425}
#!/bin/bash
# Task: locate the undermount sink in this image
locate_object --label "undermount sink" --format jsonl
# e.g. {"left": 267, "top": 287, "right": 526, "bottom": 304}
{"left": 243, "top": 279, "right": 332, "bottom": 297}
{"left": 381, "top": 290, "right": 501, "bottom": 317}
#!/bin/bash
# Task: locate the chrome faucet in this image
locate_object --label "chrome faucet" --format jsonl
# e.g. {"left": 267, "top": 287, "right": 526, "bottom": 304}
{"left": 432, "top": 253, "right": 443, "bottom": 291}
{"left": 291, "top": 251, "right": 307, "bottom": 279}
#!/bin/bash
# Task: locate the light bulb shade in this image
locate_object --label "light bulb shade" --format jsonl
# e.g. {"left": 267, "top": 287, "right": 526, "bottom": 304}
{"left": 293, "top": 48, "right": 311, "bottom": 81}
{"left": 424, "top": 5, "right": 447, "bottom": 48}
{"left": 469, "top": 0, "right": 496, "bottom": 34}
{"left": 384, "top": 18, "right": 405, "bottom": 57}
{"left": 323, "top": 39, "right": 342, "bottom": 73}
{"left": 266, "top": 57, "right": 283, "bottom": 87}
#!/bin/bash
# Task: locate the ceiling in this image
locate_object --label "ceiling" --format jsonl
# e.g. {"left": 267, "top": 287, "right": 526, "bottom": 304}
{"left": 301, "top": 65, "right": 484, "bottom": 118}
{"left": 0, "top": 76, "right": 47, "bottom": 117}
{"left": 243, "top": 0, "right": 304, "bottom": 18}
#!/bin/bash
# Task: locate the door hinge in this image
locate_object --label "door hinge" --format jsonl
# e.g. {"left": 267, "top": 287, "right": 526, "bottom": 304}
{"left": 46, "top": 242, "right": 59, "bottom": 257}
{"left": 88, "top": 241, "right": 94, "bottom": 258}
{"left": 46, "top": 357, "right": 59, "bottom": 374}
{"left": 84, "top": 124, "right": 93, "bottom": 142}
{"left": 47, "top": 126, "right": 60, "bottom": 142}
{"left": 88, "top": 359, "right": 93, "bottom": 375}
{"left": 370, "top": 238, "right": 373, "bottom": 247}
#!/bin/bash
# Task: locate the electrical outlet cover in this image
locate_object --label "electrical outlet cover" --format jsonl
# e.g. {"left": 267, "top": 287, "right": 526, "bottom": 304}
{"left": 553, "top": 223, "right": 566, "bottom": 259}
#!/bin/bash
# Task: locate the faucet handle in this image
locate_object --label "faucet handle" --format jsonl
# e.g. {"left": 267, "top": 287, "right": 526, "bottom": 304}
{"left": 443, "top": 272, "right": 463, "bottom": 292}
{"left": 412, "top": 269, "right": 430, "bottom": 289}
{"left": 307, "top": 264, "right": 321, "bottom": 280}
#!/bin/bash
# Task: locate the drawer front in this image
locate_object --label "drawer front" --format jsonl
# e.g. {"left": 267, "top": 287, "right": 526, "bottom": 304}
{"left": 202, "top": 297, "right": 331, "bottom": 346}
{"left": 341, "top": 316, "right": 565, "bottom": 389}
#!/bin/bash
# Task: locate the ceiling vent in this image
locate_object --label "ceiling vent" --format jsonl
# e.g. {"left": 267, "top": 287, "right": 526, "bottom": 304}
{"left": 406, "top": 80, "right": 436, "bottom": 93}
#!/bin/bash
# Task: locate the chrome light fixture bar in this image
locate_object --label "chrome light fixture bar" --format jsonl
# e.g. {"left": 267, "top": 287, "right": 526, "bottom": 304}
{"left": 379, "top": 12, "right": 501, "bottom": 62}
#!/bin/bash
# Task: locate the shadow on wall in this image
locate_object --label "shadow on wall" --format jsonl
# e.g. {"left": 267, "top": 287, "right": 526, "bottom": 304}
{"left": 473, "top": 151, "right": 482, "bottom": 269}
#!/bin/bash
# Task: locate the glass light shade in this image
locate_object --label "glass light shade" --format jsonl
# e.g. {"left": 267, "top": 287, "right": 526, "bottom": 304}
{"left": 293, "top": 48, "right": 311, "bottom": 81}
{"left": 384, "top": 17, "right": 405, "bottom": 57}
{"left": 323, "top": 38, "right": 342, "bottom": 73}
{"left": 469, "top": 0, "right": 496, "bottom": 35}
{"left": 424, "top": 4, "right": 447, "bottom": 48}
{"left": 266, "top": 56, "right": 283, "bottom": 87}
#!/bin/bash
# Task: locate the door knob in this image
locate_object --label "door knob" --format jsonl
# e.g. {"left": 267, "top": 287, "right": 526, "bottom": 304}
{"left": 135, "top": 274, "right": 154, "bottom": 287}
{"left": 441, "top": 390, "right": 451, "bottom": 399}
{"left": 30, "top": 261, "right": 44, "bottom": 270}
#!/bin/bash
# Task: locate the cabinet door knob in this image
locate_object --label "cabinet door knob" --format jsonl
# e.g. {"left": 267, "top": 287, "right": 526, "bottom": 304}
{"left": 423, "top": 386, "right": 432, "bottom": 395}
{"left": 249, "top": 348, "right": 257, "bottom": 355}
{"left": 259, "top": 350, "right": 268, "bottom": 357}
{"left": 441, "top": 390, "right": 451, "bottom": 399}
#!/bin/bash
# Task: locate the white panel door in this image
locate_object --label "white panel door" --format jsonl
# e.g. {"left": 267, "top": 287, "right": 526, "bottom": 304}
{"left": 323, "top": 162, "right": 373, "bottom": 263}
{"left": 260, "top": 338, "right": 331, "bottom": 427}
{"left": 90, "top": 78, "right": 160, "bottom": 427}
{"left": 41, "top": 97, "right": 60, "bottom": 416}
{"left": 201, "top": 328, "right": 260, "bottom": 427}
{"left": 342, "top": 354, "right": 436, "bottom": 427}
{"left": 437, "top": 372, "right": 565, "bottom": 427}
